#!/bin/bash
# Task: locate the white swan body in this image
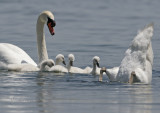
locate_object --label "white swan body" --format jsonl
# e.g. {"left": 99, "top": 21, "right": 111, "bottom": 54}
{"left": 0, "top": 62, "right": 39, "bottom": 72}
{"left": 0, "top": 43, "right": 37, "bottom": 66}
{"left": 48, "top": 54, "right": 68, "bottom": 73}
{"left": 0, "top": 11, "right": 56, "bottom": 71}
{"left": 0, "top": 59, "right": 54, "bottom": 72}
{"left": 116, "top": 23, "right": 154, "bottom": 84}
{"left": 106, "top": 67, "right": 119, "bottom": 81}
{"left": 98, "top": 67, "right": 119, "bottom": 82}
{"left": 67, "top": 54, "right": 85, "bottom": 74}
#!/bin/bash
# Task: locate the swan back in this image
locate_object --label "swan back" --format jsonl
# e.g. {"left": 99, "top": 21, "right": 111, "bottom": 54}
{"left": 130, "top": 23, "right": 153, "bottom": 52}
{"left": 117, "top": 23, "right": 154, "bottom": 84}
{"left": 0, "top": 43, "right": 37, "bottom": 66}
{"left": 106, "top": 67, "right": 119, "bottom": 81}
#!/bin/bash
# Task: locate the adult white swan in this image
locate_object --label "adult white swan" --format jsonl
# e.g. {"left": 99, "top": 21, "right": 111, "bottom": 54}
{"left": 99, "top": 23, "right": 154, "bottom": 84}
{"left": 0, "top": 11, "right": 56, "bottom": 71}
{"left": 116, "top": 23, "right": 154, "bottom": 84}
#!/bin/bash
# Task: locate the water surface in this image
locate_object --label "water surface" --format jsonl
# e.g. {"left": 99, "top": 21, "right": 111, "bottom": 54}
{"left": 0, "top": 0, "right": 160, "bottom": 113}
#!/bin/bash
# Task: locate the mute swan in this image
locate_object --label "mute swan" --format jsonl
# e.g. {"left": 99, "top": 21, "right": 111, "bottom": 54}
{"left": 67, "top": 54, "right": 85, "bottom": 74}
{"left": 116, "top": 23, "right": 154, "bottom": 84}
{"left": 0, "top": 10, "right": 56, "bottom": 71}
{"left": 98, "top": 23, "right": 153, "bottom": 84}
{"left": 84, "top": 56, "right": 101, "bottom": 75}
{"left": 48, "top": 54, "right": 68, "bottom": 73}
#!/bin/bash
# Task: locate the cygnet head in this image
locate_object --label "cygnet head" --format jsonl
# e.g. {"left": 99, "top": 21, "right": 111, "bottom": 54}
{"left": 40, "top": 59, "right": 55, "bottom": 71}
{"left": 68, "top": 54, "right": 75, "bottom": 66}
{"left": 93, "top": 56, "right": 100, "bottom": 67}
{"left": 55, "top": 54, "right": 66, "bottom": 65}
{"left": 38, "top": 11, "right": 56, "bottom": 35}
{"left": 99, "top": 67, "right": 106, "bottom": 82}
{"left": 100, "top": 67, "right": 107, "bottom": 74}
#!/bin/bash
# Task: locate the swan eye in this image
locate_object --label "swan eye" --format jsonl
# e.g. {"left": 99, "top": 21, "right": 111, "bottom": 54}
{"left": 47, "top": 17, "right": 56, "bottom": 27}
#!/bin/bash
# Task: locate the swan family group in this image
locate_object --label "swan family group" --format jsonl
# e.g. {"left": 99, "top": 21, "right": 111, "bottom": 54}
{"left": 0, "top": 11, "right": 154, "bottom": 84}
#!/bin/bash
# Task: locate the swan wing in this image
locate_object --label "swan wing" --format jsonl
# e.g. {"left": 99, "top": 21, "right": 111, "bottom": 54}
{"left": 107, "top": 67, "right": 119, "bottom": 81}
{"left": 0, "top": 43, "right": 37, "bottom": 66}
{"left": 7, "top": 64, "right": 39, "bottom": 71}
{"left": 83, "top": 66, "right": 92, "bottom": 74}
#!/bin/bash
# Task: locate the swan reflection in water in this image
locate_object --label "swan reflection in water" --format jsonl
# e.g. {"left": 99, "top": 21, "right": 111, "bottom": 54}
{"left": 115, "top": 84, "right": 153, "bottom": 113}
{"left": 36, "top": 72, "right": 153, "bottom": 113}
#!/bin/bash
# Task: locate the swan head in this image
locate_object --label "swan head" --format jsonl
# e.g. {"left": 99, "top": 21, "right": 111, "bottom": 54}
{"left": 39, "top": 11, "right": 56, "bottom": 35}
{"left": 68, "top": 54, "right": 75, "bottom": 66}
{"left": 100, "top": 67, "right": 107, "bottom": 74}
{"left": 99, "top": 67, "right": 107, "bottom": 82}
{"left": 40, "top": 59, "right": 55, "bottom": 71}
{"left": 93, "top": 56, "right": 100, "bottom": 67}
{"left": 55, "top": 54, "right": 66, "bottom": 65}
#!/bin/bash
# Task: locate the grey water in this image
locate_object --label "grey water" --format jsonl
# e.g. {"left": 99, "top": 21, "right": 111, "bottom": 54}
{"left": 0, "top": 0, "right": 160, "bottom": 113}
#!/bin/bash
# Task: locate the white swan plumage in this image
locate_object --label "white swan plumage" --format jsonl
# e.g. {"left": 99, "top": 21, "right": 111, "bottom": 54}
{"left": 99, "top": 23, "right": 154, "bottom": 84}
{"left": 98, "top": 67, "right": 119, "bottom": 82}
{"left": 106, "top": 67, "right": 119, "bottom": 81}
{"left": 67, "top": 54, "right": 85, "bottom": 74}
{"left": 48, "top": 54, "right": 68, "bottom": 73}
{"left": 84, "top": 56, "right": 101, "bottom": 75}
{"left": 116, "top": 23, "right": 154, "bottom": 84}
{"left": 0, "top": 10, "right": 56, "bottom": 71}
{"left": 40, "top": 59, "right": 55, "bottom": 71}
{"left": 0, "top": 58, "right": 55, "bottom": 72}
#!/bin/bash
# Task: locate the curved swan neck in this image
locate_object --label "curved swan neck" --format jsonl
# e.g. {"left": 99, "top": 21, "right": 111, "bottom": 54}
{"left": 92, "top": 63, "right": 97, "bottom": 74}
{"left": 67, "top": 61, "right": 72, "bottom": 71}
{"left": 93, "top": 63, "right": 96, "bottom": 70}
{"left": 56, "top": 59, "right": 61, "bottom": 65}
{"left": 36, "top": 16, "right": 48, "bottom": 64}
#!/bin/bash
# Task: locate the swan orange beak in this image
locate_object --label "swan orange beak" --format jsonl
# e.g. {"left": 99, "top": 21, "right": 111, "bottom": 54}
{"left": 47, "top": 18, "right": 56, "bottom": 35}
{"left": 47, "top": 22, "right": 55, "bottom": 35}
